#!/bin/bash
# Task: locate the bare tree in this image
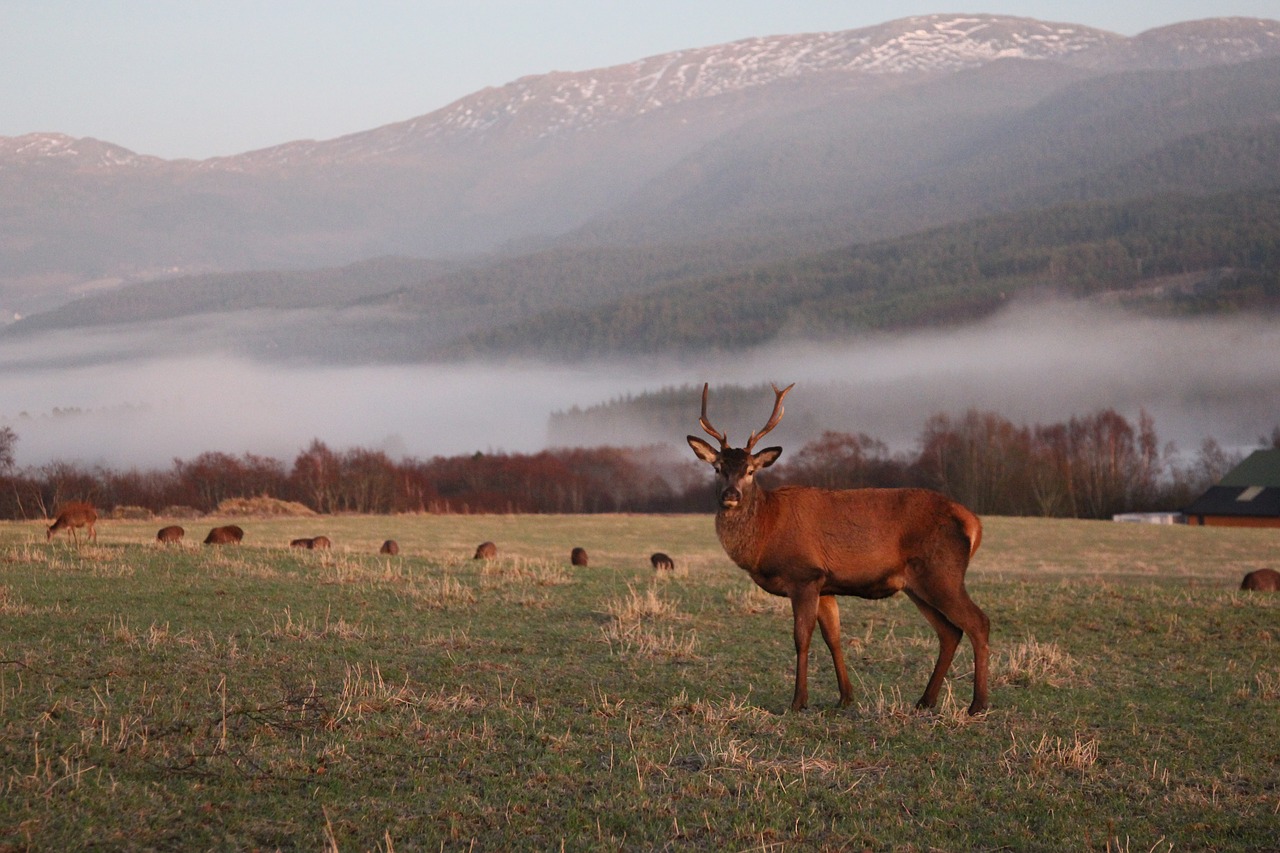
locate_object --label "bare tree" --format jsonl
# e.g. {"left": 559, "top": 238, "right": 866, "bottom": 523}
{"left": 0, "top": 426, "right": 16, "bottom": 473}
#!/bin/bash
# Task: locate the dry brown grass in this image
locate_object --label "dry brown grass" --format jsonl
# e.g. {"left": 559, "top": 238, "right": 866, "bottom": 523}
{"left": 215, "top": 496, "right": 317, "bottom": 517}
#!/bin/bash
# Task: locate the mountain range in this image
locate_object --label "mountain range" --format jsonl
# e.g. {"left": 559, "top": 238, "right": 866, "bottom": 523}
{"left": 3, "top": 13, "right": 1279, "bottom": 364}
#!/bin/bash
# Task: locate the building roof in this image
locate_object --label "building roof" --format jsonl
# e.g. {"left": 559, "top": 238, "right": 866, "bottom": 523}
{"left": 1218, "top": 449, "right": 1280, "bottom": 487}
{"left": 1184, "top": 449, "right": 1280, "bottom": 518}
{"left": 1184, "top": 485, "right": 1280, "bottom": 518}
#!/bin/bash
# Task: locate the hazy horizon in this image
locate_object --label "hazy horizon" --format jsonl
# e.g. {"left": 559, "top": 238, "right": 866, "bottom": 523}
{"left": 3, "top": 299, "right": 1277, "bottom": 471}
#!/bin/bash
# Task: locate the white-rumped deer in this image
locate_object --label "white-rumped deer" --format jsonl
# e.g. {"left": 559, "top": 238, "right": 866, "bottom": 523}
{"left": 687, "top": 383, "right": 990, "bottom": 715}
{"left": 47, "top": 502, "right": 98, "bottom": 545}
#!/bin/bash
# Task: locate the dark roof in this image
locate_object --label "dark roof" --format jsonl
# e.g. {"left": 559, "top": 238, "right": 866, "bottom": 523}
{"left": 1219, "top": 449, "right": 1280, "bottom": 488}
{"left": 1184, "top": 485, "right": 1280, "bottom": 518}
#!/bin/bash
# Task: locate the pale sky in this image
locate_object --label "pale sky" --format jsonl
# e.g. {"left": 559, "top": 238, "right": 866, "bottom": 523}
{"left": 3, "top": 1, "right": 1279, "bottom": 160}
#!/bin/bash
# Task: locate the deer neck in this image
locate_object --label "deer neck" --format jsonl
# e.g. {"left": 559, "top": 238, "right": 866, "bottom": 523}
{"left": 714, "top": 485, "right": 774, "bottom": 570}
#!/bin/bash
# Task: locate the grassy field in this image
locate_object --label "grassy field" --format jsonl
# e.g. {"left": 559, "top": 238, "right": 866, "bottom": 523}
{"left": 1, "top": 513, "right": 1277, "bottom": 851}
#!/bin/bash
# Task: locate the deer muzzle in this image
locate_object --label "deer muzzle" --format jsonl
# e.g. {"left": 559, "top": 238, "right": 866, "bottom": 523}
{"left": 719, "top": 486, "right": 742, "bottom": 508}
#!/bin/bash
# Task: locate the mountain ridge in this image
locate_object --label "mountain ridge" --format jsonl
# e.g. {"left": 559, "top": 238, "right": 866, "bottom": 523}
{"left": 6, "top": 15, "right": 1277, "bottom": 172}
{"left": 1, "top": 13, "right": 1278, "bottom": 320}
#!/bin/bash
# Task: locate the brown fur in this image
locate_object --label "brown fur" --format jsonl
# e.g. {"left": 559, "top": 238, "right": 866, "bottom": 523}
{"left": 689, "top": 383, "right": 990, "bottom": 715}
{"left": 290, "top": 538, "right": 313, "bottom": 549}
{"left": 156, "top": 525, "right": 184, "bottom": 544}
{"left": 1241, "top": 568, "right": 1280, "bottom": 591}
{"left": 650, "top": 552, "right": 674, "bottom": 571}
{"left": 473, "top": 541, "right": 497, "bottom": 560}
{"left": 379, "top": 539, "right": 400, "bottom": 555}
{"left": 47, "top": 502, "right": 98, "bottom": 544}
{"left": 203, "top": 525, "right": 244, "bottom": 545}
{"left": 571, "top": 547, "right": 589, "bottom": 567}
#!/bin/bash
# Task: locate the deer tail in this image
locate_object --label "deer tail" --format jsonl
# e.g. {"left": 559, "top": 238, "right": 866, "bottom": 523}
{"left": 955, "top": 505, "right": 983, "bottom": 560}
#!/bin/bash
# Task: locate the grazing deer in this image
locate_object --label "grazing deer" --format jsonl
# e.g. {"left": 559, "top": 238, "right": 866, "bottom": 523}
{"left": 290, "top": 538, "right": 314, "bottom": 549}
{"left": 156, "top": 525, "right": 184, "bottom": 544}
{"left": 473, "top": 541, "right": 497, "bottom": 560}
{"left": 1241, "top": 568, "right": 1280, "bottom": 591}
{"left": 571, "top": 547, "right": 589, "bottom": 567}
{"left": 47, "top": 502, "right": 98, "bottom": 544}
{"left": 203, "top": 525, "right": 244, "bottom": 545}
{"left": 687, "top": 383, "right": 990, "bottom": 715}
{"left": 379, "top": 539, "right": 400, "bottom": 555}
{"left": 650, "top": 552, "right": 674, "bottom": 571}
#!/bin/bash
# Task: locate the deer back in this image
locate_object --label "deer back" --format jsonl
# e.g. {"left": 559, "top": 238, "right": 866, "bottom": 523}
{"left": 718, "top": 485, "right": 979, "bottom": 592}
{"left": 51, "top": 502, "right": 97, "bottom": 528}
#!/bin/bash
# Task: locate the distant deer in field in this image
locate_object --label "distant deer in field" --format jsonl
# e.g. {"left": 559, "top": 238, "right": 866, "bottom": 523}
{"left": 688, "top": 382, "right": 991, "bottom": 715}
{"left": 474, "top": 541, "right": 497, "bottom": 560}
{"left": 290, "top": 538, "right": 313, "bottom": 549}
{"left": 1241, "top": 568, "right": 1280, "bottom": 591}
{"left": 203, "top": 525, "right": 244, "bottom": 545}
{"left": 310, "top": 535, "right": 331, "bottom": 550}
{"left": 571, "top": 547, "right": 589, "bottom": 567}
{"left": 650, "top": 552, "right": 674, "bottom": 571}
{"left": 379, "top": 539, "right": 400, "bottom": 555}
{"left": 47, "top": 502, "right": 98, "bottom": 544}
{"left": 156, "top": 525, "right": 184, "bottom": 544}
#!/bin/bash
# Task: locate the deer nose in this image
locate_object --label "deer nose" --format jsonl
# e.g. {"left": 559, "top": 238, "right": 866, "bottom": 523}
{"left": 719, "top": 486, "right": 742, "bottom": 508}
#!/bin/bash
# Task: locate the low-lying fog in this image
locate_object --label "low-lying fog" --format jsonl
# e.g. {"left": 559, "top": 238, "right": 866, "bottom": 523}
{"left": 2, "top": 300, "right": 1277, "bottom": 469}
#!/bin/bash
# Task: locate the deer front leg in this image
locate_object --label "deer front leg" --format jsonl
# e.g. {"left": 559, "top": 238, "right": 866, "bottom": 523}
{"left": 816, "top": 595, "right": 853, "bottom": 707}
{"left": 789, "top": 585, "right": 820, "bottom": 711}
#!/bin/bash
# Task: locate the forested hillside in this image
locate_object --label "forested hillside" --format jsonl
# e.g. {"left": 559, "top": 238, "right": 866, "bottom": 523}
{"left": 466, "top": 189, "right": 1280, "bottom": 358}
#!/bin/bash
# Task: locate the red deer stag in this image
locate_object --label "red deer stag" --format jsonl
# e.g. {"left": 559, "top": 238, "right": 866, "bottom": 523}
{"left": 473, "top": 541, "right": 497, "bottom": 560}
{"left": 687, "top": 383, "right": 990, "bottom": 715}
{"left": 156, "top": 525, "right": 184, "bottom": 544}
{"left": 47, "top": 502, "right": 98, "bottom": 545}
{"left": 203, "top": 525, "right": 244, "bottom": 545}
{"left": 1241, "top": 568, "right": 1280, "bottom": 591}
{"left": 571, "top": 547, "right": 589, "bottom": 567}
{"left": 379, "top": 539, "right": 400, "bottom": 556}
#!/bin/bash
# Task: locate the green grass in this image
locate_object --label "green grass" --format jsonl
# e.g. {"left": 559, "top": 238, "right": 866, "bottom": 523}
{"left": 3, "top": 514, "right": 1278, "bottom": 850}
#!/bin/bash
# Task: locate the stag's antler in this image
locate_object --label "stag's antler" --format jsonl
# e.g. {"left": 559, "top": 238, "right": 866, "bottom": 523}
{"left": 698, "top": 383, "right": 729, "bottom": 449}
{"left": 745, "top": 383, "right": 795, "bottom": 452}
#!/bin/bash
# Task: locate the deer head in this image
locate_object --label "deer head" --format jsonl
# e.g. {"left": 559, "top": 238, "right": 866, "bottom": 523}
{"left": 687, "top": 382, "right": 794, "bottom": 509}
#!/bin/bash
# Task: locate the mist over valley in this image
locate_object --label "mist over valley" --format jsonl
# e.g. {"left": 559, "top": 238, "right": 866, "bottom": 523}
{"left": 4, "top": 300, "right": 1276, "bottom": 471}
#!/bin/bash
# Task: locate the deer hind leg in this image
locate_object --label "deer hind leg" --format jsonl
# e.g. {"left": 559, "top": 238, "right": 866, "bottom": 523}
{"left": 904, "top": 589, "right": 962, "bottom": 711}
{"left": 907, "top": 585, "right": 991, "bottom": 715}
{"left": 816, "top": 595, "right": 853, "bottom": 707}
{"left": 947, "top": 587, "right": 991, "bottom": 715}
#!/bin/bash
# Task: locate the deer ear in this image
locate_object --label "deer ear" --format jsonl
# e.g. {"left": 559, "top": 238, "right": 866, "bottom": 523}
{"left": 752, "top": 446, "right": 783, "bottom": 468}
{"left": 687, "top": 436, "right": 720, "bottom": 465}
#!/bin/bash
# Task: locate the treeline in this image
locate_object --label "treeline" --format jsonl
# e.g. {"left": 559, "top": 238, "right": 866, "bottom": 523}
{"left": 2, "top": 411, "right": 1271, "bottom": 521}
{"left": 0, "top": 439, "right": 700, "bottom": 521}
{"left": 471, "top": 189, "right": 1280, "bottom": 358}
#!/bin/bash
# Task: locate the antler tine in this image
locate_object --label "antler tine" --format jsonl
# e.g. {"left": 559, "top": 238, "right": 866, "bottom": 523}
{"left": 698, "top": 383, "right": 729, "bottom": 449}
{"left": 745, "top": 382, "right": 795, "bottom": 451}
